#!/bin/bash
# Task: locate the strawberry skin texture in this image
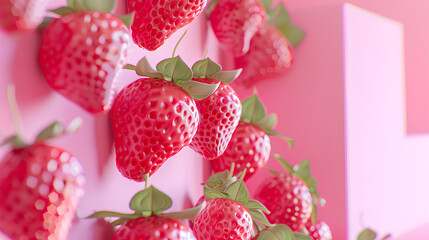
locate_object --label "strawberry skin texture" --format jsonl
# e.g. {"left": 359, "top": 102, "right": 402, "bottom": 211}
{"left": 0, "top": 144, "right": 85, "bottom": 240}
{"left": 211, "top": 121, "right": 270, "bottom": 180}
{"left": 190, "top": 82, "right": 242, "bottom": 160}
{"left": 193, "top": 198, "right": 253, "bottom": 240}
{"left": 0, "top": 0, "right": 47, "bottom": 31}
{"left": 254, "top": 171, "right": 312, "bottom": 232}
{"left": 128, "top": 0, "right": 207, "bottom": 51}
{"left": 113, "top": 215, "right": 196, "bottom": 240}
{"left": 305, "top": 221, "right": 333, "bottom": 240}
{"left": 234, "top": 25, "right": 294, "bottom": 87}
{"left": 210, "top": 0, "right": 265, "bottom": 57}
{"left": 38, "top": 11, "right": 130, "bottom": 114}
{"left": 110, "top": 78, "right": 199, "bottom": 182}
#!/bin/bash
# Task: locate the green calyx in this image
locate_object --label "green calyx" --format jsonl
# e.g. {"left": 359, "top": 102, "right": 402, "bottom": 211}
{"left": 357, "top": 228, "right": 391, "bottom": 240}
{"left": 255, "top": 224, "right": 313, "bottom": 240}
{"left": 45, "top": 0, "right": 134, "bottom": 27}
{"left": 241, "top": 92, "right": 293, "bottom": 148}
{"left": 271, "top": 154, "right": 325, "bottom": 225}
{"left": 192, "top": 58, "right": 242, "bottom": 84}
{"left": 259, "top": 0, "right": 305, "bottom": 47}
{"left": 203, "top": 169, "right": 272, "bottom": 227}
{"left": 87, "top": 185, "right": 204, "bottom": 225}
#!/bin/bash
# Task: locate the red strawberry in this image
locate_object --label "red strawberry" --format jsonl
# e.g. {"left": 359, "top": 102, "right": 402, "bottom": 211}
{"left": 0, "top": 0, "right": 47, "bottom": 31}
{"left": 305, "top": 221, "right": 332, "bottom": 240}
{"left": 127, "top": 0, "right": 207, "bottom": 50}
{"left": 38, "top": 1, "right": 131, "bottom": 114}
{"left": 113, "top": 215, "right": 196, "bottom": 240}
{"left": 193, "top": 198, "right": 253, "bottom": 240}
{"left": 211, "top": 93, "right": 293, "bottom": 181}
{"left": 190, "top": 82, "right": 241, "bottom": 159}
{"left": 233, "top": 1, "right": 305, "bottom": 87}
{"left": 254, "top": 170, "right": 312, "bottom": 232}
{"left": 209, "top": 0, "right": 266, "bottom": 57}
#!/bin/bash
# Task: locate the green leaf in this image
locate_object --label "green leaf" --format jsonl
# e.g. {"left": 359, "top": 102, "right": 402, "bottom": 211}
{"left": 273, "top": 154, "right": 293, "bottom": 173}
{"left": 295, "top": 159, "right": 311, "bottom": 181}
{"left": 294, "top": 233, "right": 313, "bottom": 240}
{"left": 259, "top": 0, "right": 273, "bottom": 12}
{"left": 192, "top": 58, "right": 221, "bottom": 78}
{"left": 311, "top": 201, "right": 317, "bottom": 225}
{"left": 267, "top": 169, "right": 280, "bottom": 175}
{"left": 306, "top": 177, "right": 317, "bottom": 189}
{"left": 38, "top": 17, "right": 54, "bottom": 30}
{"left": 111, "top": 218, "right": 128, "bottom": 226}
{"left": 243, "top": 200, "right": 270, "bottom": 214}
{"left": 49, "top": 7, "right": 75, "bottom": 16}
{"left": 279, "top": 23, "right": 306, "bottom": 47}
{"left": 117, "top": 12, "right": 135, "bottom": 26}
{"left": 225, "top": 180, "right": 249, "bottom": 204}
{"left": 248, "top": 209, "right": 271, "bottom": 227}
{"left": 241, "top": 93, "right": 266, "bottom": 124}
{"left": 179, "top": 80, "right": 220, "bottom": 100}
{"left": 69, "top": 0, "right": 85, "bottom": 11}
{"left": 67, "top": 0, "right": 77, "bottom": 9}
{"left": 156, "top": 56, "right": 192, "bottom": 83}
{"left": 82, "top": 0, "right": 116, "bottom": 12}
{"left": 35, "top": 121, "right": 64, "bottom": 142}
{"left": 160, "top": 202, "right": 206, "bottom": 220}
{"left": 129, "top": 186, "right": 172, "bottom": 216}
{"left": 264, "top": 129, "right": 293, "bottom": 148}
{"left": 1, "top": 135, "right": 27, "bottom": 149}
{"left": 135, "top": 57, "right": 164, "bottom": 79}
{"left": 255, "top": 114, "right": 277, "bottom": 132}
{"left": 256, "top": 224, "right": 294, "bottom": 240}
{"left": 358, "top": 229, "right": 377, "bottom": 240}
{"left": 204, "top": 186, "right": 230, "bottom": 200}
{"left": 267, "top": 3, "right": 291, "bottom": 29}
{"left": 85, "top": 211, "right": 140, "bottom": 219}
{"left": 211, "top": 69, "right": 242, "bottom": 84}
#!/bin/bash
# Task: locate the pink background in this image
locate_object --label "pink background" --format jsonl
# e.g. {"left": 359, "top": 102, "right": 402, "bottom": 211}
{"left": 1, "top": 0, "right": 429, "bottom": 239}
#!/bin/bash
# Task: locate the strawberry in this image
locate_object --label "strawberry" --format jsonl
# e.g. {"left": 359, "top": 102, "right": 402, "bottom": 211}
{"left": 211, "top": 93, "right": 293, "bottom": 181}
{"left": 0, "top": 0, "right": 47, "bottom": 31}
{"left": 88, "top": 184, "right": 201, "bottom": 240}
{"left": 0, "top": 86, "right": 85, "bottom": 240}
{"left": 112, "top": 55, "right": 222, "bottom": 182}
{"left": 127, "top": 0, "right": 207, "bottom": 51}
{"left": 208, "top": 0, "right": 266, "bottom": 57}
{"left": 233, "top": 1, "right": 305, "bottom": 87}
{"left": 305, "top": 221, "right": 332, "bottom": 240}
{"left": 38, "top": 0, "right": 132, "bottom": 114}
{"left": 254, "top": 156, "right": 324, "bottom": 232}
{"left": 188, "top": 58, "right": 243, "bottom": 160}
{"left": 193, "top": 174, "right": 271, "bottom": 240}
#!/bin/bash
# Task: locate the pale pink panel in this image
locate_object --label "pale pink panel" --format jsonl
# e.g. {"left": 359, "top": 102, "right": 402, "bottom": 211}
{"left": 344, "top": 3, "right": 429, "bottom": 240}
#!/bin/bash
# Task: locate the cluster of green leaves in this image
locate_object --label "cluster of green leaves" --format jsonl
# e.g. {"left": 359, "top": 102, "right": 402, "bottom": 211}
{"left": 259, "top": 0, "right": 305, "bottom": 47}
{"left": 241, "top": 93, "right": 294, "bottom": 147}
{"left": 125, "top": 56, "right": 242, "bottom": 100}
{"left": 357, "top": 228, "right": 391, "bottom": 240}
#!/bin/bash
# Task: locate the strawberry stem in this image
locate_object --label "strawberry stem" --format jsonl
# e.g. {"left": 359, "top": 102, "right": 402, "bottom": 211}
{"left": 7, "top": 85, "right": 23, "bottom": 138}
{"left": 228, "top": 163, "right": 235, "bottom": 179}
{"left": 172, "top": 30, "right": 187, "bottom": 58}
{"left": 203, "top": 49, "right": 209, "bottom": 59}
{"left": 144, "top": 173, "right": 149, "bottom": 189}
{"left": 240, "top": 168, "right": 248, "bottom": 181}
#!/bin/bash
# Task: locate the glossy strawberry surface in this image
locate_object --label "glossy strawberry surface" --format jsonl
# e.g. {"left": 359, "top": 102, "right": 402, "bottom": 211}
{"left": 0, "top": 0, "right": 47, "bottom": 31}
{"left": 305, "top": 221, "right": 333, "bottom": 240}
{"left": 111, "top": 78, "right": 199, "bottom": 182}
{"left": 38, "top": 11, "right": 130, "bottom": 114}
{"left": 211, "top": 121, "right": 270, "bottom": 180}
{"left": 254, "top": 171, "right": 312, "bottom": 232}
{"left": 128, "top": 0, "right": 207, "bottom": 51}
{"left": 190, "top": 82, "right": 241, "bottom": 160}
{"left": 193, "top": 198, "right": 253, "bottom": 240}
{"left": 234, "top": 25, "right": 294, "bottom": 87}
{"left": 113, "top": 215, "right": 196, "bottom": 240}
{"left": 210, "top": 0, "right": 265, "bottom": 57}
{"left": 0, "top": 144, "right": 85, "bottom": 240}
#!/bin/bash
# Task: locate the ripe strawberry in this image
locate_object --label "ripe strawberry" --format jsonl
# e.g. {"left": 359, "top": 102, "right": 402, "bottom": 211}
{"left": 113, "top": 215, "right": 195, "bottom": 240}
{"left": 0, "top": 87, "right": 85, "bottom": 240}
{"left": 187, "top": 58, "right": 243, "bottom": 160}
{"left": 38, "top": 1, "right": 131, "bottom": 114}
{"left": 211, "top": 93, "right": 293, "bottom": 181}
{"left": 209, "top": 0, "right": 266, "bottom": 57}
{"left": 193, "top": 198, "right": 253, "bottom": 240}
{"left": 88, "top": 184, "right": 201, "bottom": 240}
{"left": 0, "top": 0, "right": 47, "bottom": 31}
{"left": 254, "top": 156, "right": 325, "bottom": 232}
{"left": 127, "top": 0, "right": 207, "bottom": 50}
{"left": 233, "top": 1, "right": 305, "bottom": 87}
{"left": 305, "top": 221, "right": 332, "bottom": 240}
